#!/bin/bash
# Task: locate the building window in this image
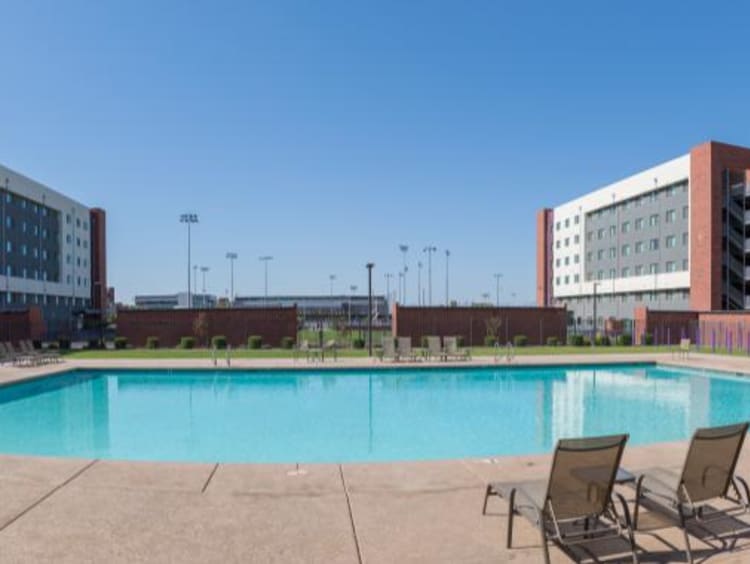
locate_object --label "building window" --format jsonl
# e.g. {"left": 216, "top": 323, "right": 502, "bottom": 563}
{"left": 556, "top": 222, "right": 560, "bottom": 231}
{"left": 649, "top": 263, "right": 659, "bottom": 274}
{"left": 597, "top": 249, "right": 604, "bottom": 260}
{"left": 609, "top": 268, "right": 616, "bottom": 279}
{"left": 665, "top": 209, "right": 676, "bottom": 223}
{"left": 574, "top": 254, "right": 579, "bottom": 264}
{"left": 682, "top": 232, "right": 688, "bottom": 246}
{"left": 66, "top": 234, "right": 72, "bottom": 243}
{"left": 587, "top": 231, "right": 593, "bottom": 241}
{"left": 609, "top": 225, "right": 616, "bottom": 237}
{"left": 621, "top": 244, "right": 631, "bottom": 257}
{"left": 586, "top": 251, "right": 593, "bottom": 262}
{"left": 683, "top": 205, "right": 689, "bottom": 219}
{"left": 555, "top": 258, "right": 561, "bottom": 267}
{"left": 574, "top": 215, "right": 580, "bottom": 224}
{"left": 649, "top": 238, "right": 659, "bottom": 251}
{"left": 622, "top": 221, "right": 630, "bottom": 233}
{"left": 666, "top": 235, "right": 676, "bottom": 248}
{"left": 555, "top": 277, "right": 560, "bottom": 286}
{"left": 635, "top": 218, "right": 644, "bottom": 231}
{"left": 5, "top": 241, "right": 11, "bottom": 253}
{"left": 609, "top": 247, "right": 616, "bottom": 259}
{"left": 573, "top": 234, "right": 579, "bottom": 244}
{"left": 621, "top": 267, "right": 630, "bottom": 277}
{"left": 564, "top": 257, "right": 569, "bottom": 266}
{"left": 649, "top": 214, "right": 659, "bottom": 227}
{"left": 635, "top": 265, "right": 644, "bottom": 275}
{"left": 666, "top": 261, "right": 676, "bottom": 272}
{"left": 556, "top": 240, "right": 560, "bottom": 249}
{"left": 597, "top": 228, "right": 604, "bottom": 240}
{"left": 564, "top": 275, "right": 569, "bottom": 284}
{"left": 597, "top": 270, "right": 603, "bottom": 280}
{"left": 574, "top": 274, "right": 580, "bottom": 282}
{"left": 66, "top": 214, "right": 71, "bottom": 224}
{"left": 635, "top": 241, "right": 644, "bottom": 254}
{"left": 564, "top": 237, "right": 569, "bottom": 247}
{"left": 682, "top": 259, "right": 689, "bottom": 271}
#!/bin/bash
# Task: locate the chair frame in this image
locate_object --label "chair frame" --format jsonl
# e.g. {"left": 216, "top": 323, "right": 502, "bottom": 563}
{"left": 633, "top": 422, "right": 750, "bottom": 564}
{"left": 483, "top": 434, "right": 637, "bottom": 564}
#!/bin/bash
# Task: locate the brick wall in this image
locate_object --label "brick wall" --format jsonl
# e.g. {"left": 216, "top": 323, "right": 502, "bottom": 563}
{"left": 0, "top": 308, "right": 45, "bottom": 343}
{"left": 116, "top": 307, "right": 298, "bottom": 348}
{"left": 392, "top": 305, "right": 567, "bottom": 346}
{"left": 634, "top": 307, "right": 750, "bottom": 349}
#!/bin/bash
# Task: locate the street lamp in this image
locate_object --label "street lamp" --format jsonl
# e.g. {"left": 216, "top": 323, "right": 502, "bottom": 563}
{"left": 398, "top": 244, "right": 408, "bottom": 304}
{"left": 193, "top": 264, "right": 198, "bottom": 300}
{"left": 349, "top": 284, "right": 358, "bottom": 339}
{"left": 445, "top": 249, "right": 450, "bottom": 306}
{"left": 200, "top": 266, "right": 210, "bottom": 294}
{"left": 226, "top": 252, "right": 238, "bottom": 306}
{"left": 423, "top": 245, "right": 437, "bottom": 305}
{"left": 417, "top": 261, "right": 423, "bottom": 306}
{"left": 329, "top": 274, "right": 336, "bottom": 296}
{"left": 366, "top": 263, "right": 374, "bottom": 356}
{"left": 493, "top": 273, "right": 503, "bottom": 307}
{"left": 384, "top": 273, "right": 393, "bottom": 307}
{"left": 481, "top": 292, "right": 490, "bottom": 305}
{"left": 179, "top": 213, "right": 198, "bottom": 307}
{"left": 397, "top": 271, "right": 404, "bottom": 303}
{"left": 259, "top": 256, "right": 273, "bottom": 305}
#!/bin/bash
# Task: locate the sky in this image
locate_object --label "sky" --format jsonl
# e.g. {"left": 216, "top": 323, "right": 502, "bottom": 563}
{"left": 2, "top": 0, "right": 750, "bottom": 305}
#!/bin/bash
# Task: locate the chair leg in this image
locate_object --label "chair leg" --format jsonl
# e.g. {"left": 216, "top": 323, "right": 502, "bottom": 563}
{"left": 633, "top": 476, "right": 644, "bottom": 530}
{"left": 679, "top": 511, "right": 693, "bottom": 564}
{"left": 507, "top": 488, "right": 516, "bottom": 549}
{"left": 540, "top": 525, "right": 551, "bottom": 564}
{"left": 482, "top": 484, "right": 491, "bottom": 515}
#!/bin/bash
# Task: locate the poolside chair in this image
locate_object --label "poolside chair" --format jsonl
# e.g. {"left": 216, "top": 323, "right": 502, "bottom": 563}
{"left": 425, "top": 336, "right": 444, "bottom": 361}
{"left": 672, "top": 338, "right": 691, "bottom": 360}
{"left": 296, "top": 340, "right": 321, "bottom": 362}
{"left": 443, "top": 336, "right": 470, "bottom": 361}
{"left": 1, "top": 342, "right": 33, "bottom": 367}
{"left": 323, "top": 339, "right": 338, "bottom": 362}
{"left": 20, "top": 340, "right": 58, "bottom": 365}
{"left": 396, "top": 337, "right": 418, "bottom": 362}
{"left": 632, "top": 422, "right": 750, "bottom": 563}
{"left": 482, "top": 434, "right": 636, "bottom": 564}
{"left": 378, "top": 336, "right": 397, "bottom": 362}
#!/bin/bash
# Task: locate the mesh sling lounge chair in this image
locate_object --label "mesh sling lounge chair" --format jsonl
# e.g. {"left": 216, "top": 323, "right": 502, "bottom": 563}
{"left": 632, "top": 422, "right": 750, "bottom": 564}
{"left": 482, "top": 434, "right": 636, "bottom": 564}
{"left": 396, "top": 337, "right": 418, "bottom": 362}
{"left": 443, "top": 336, "right": 471, "bottom": 361}
{"left": 425, "top": 336, "right": 444, "bottom": 361}
{"left": 379, "top": 336, "right": 397, "bottom": 362}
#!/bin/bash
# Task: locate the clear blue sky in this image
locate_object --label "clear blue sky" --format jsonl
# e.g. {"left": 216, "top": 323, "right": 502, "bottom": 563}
{"left": 1, "top": 0, "right": 748, "bottom": 304}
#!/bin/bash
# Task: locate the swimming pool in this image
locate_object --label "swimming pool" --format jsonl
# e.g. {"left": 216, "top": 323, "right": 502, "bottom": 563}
{"left": 0, "top": 364, "right": 748, "bottom": 463}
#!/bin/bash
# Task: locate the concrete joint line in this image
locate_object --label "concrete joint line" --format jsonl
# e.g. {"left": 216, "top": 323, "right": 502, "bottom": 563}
{"left": 338, "top": 465, "right": 364, "bottom": 564}
{"left": 0, "top": 458, "right": 99, "bottom": 533}
{"left": 201, "top": 463, "right": 219, "bottom": 494}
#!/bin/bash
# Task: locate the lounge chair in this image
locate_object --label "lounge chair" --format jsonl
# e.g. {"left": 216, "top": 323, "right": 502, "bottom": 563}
{"left": 425, "top": 336, "right": 444, "bottom": 361}
{"left": 323, "top": 339, "right": 338, "bottom": 361}
{"left": 396, "top": 337, "right": 418, "bottom": 362}
{"left": 482, "top": 434, "right": 636, "bottom": 564}
{"left": 378, "top": 336, "right": 397, "bottom": 362}
{"left": 296, "top": 340, "right": 321, "bottom": 362}
{"left": 672, "top": 338, "right": 691, "bottom": 360}
{"left": 443, "top": 336, "right": 470, "bottom": 361}
{"left": 632, "top": 422, "right": 750, "bottom": 563}
{"left": 20, "top": 340, "right": 59, "bottom": 365}
{"left": 1, "top": 342, "right": 34, "bottom": 367}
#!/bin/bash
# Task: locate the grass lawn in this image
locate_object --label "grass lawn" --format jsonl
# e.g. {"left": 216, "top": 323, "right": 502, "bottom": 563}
{"left": 64, "top": 344, "right": 682, "bottom": 359}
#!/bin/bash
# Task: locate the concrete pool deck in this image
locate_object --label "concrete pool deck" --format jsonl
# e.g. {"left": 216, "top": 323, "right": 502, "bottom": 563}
{"left": 0, "top": 353, "right": 749, "bottom": 562}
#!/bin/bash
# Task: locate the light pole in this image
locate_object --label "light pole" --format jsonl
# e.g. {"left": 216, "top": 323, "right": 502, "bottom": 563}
{"left": 193, "top": 264, "right": 198, "bottom": 299}
{"left": 366, "top": 263, "right": 374, "bottom": 356}
{"left": 417, "top": 261, "right": 423, "bottom": 306}
{"left": 494, "top": 273, "right": 503, "bottom": 307}
{"left": 179, "top": 213, "right": 198, "bottom": 307}
{"left": 259, "top": 256, "right": 273, "bottom": 305}
{"left": 200, "top": 266, "right": 209, "bottom": 294}
{"left": 349, "top": 284, "right": 358, "bottom": 333}
{"left": 397, "top": 271, "right": 404, "bottom": 303}
{"left": 482, "top": 292, "right": 490, "bottom": 305}
{"left": 398, "top": 244, "right": 408, "bottom": 304}
{"left": 226, "top": 252, "right": 238, "bottom": 306}
{"left": 385, "top": 273, "right": 393, "bottom": 307}
{"left": 329, "top": 274, "right": 336, "bottom": 296}
{"left": 423, "top": 245, "right": 437, "bottom": 305}
{"left": 445, "top": 249, "right": 450, "bottom": 306}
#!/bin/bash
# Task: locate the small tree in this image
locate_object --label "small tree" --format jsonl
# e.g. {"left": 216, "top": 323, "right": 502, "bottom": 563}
{"left": 484, "top": 316, "right": 502, "bottom": 346}
{"left": 193, "top": 312, "right": 209, "bottom": 347}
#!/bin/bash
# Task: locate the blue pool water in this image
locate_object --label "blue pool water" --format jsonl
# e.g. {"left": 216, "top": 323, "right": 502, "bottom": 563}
{"left": 0, "top": 364, "right": 749, "bottom": 463}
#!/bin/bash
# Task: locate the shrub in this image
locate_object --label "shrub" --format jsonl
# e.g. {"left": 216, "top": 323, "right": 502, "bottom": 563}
{"left": 642, "top": 332, "right": 654, "bottom": 346}
{"left": 456, "top": 336, "right": 465, "bottom": 347}
{"left": 582, "top": 337, "right": 591, "bottom": 346}
{"left": 616, "top": 334, "right": 632, "bottom": 346}
{"left": 546, "top": 336, "right": 559, "bottom": 347}
{"left": 594, "top": 334, "right": 610, "bottom": 346}
{"left": 484, "top": 335, "right": 498, "bottom": 347}
{"left": 352, "top": 337, "right": 365, "bottom": 349}
{"left": 513, "top": 335, "right": 528, "bottom": 347}
{"left": 114, "top": 336, "right": 128, "bottom": 349}
{"left": 280, "top": 336, "right": 295, "bottom": 349}
{"left": 145, "top": 336, "right": 160, "bottom": 349}
{"left": 247, "top": 335, "right": 262, "bottom": 349}
{"left": 211, "top": 336, "right": 227, "bottom": 350}
{"left": 179, "top": 336, "right": 196, "bottom": 349}
{"left": 568, "top": 334, "right": 585, "bottom": 347}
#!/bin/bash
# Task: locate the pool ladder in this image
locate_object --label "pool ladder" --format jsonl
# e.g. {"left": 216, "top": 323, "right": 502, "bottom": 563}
{"left": 494, "top": 342, "right": 515, "bottom": 363}
{"left": 211, "top": 346, "right": 232, "bottom": 368}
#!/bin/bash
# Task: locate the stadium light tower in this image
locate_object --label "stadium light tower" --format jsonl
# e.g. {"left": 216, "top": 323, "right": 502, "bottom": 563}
{"left": 398, "top": 244, "right": 408, "bottom": 304}
{"left": 259, "top": 256, "right": 273, "bottom": 305}
{"left": 423, "top": 245, "right": 437, "bottom": 305}
{"left": 179, "top": 213, "right": 198, "bottom": 307}
{"left": 226, "top": 252, "right": 238, "bottom": 306}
